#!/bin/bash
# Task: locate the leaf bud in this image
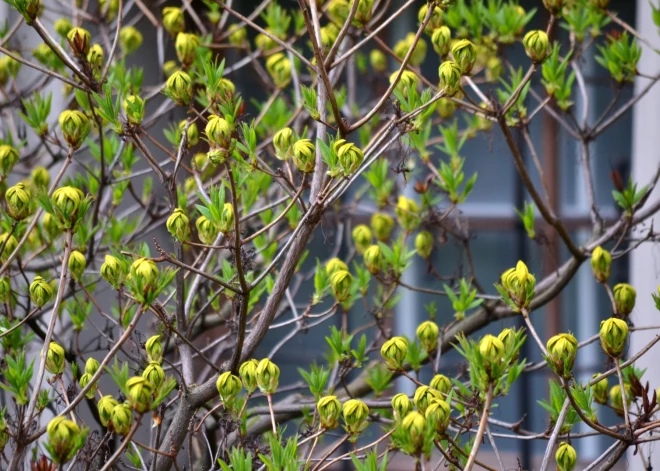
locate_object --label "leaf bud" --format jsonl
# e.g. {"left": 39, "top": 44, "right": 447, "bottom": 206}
{"left": 126, "top": 376, "right": 152, "bottom": 412}
{"left": 30, "top": 275, "right": 53, "bottom": 307}
{"left": 542, "top": 0, "right": 566, "bottom": 14}
{"left": 342, "top": 398, "right": 369, "bottom": 434}
{"left": 123, "top": 95, "right": 145, "bottom": 125}
{"left": 256, "top": 358, "right": 280, "bottom": 394}
{"left": 546, "top": 333, "right": 578, "bottom": 379}
{"left": 381, "top": 336, "right": 408, "bottom": 370}
{"left": 292, "top": 138, "right": 316, "bottom": 173}
{"left": 317, "top": 395, "right": 342, "bottom": 429}
{"left": 330, "top": 269, "right": 353, "bottom": 302}
{"left": 599, "top": 317, "right": 628, "bottom": 357}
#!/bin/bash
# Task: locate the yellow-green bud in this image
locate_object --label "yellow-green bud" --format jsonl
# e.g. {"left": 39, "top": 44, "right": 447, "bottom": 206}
{"left": 0, "top": 145, "right": 19, "bottom": 176}
{"left": 363, "top": 245, "right": 383, "bottom": 275}
{"left": 352, "top": 224, "right": 372, "bottom": 254}
{"left": 610, "top": 384, "right": 632, "bottom": 412}
{"left": 391, "top": 393, "right": 413, "bottom": 422}
{"left": 30, "top": 275, "right": 53, "bottom": 307}
{"left": 126, "top": 376, "right": 152, "bottom": 412}
{"left": 101, "top": 254, "right": 125, "bottom": 288}
{"left": 0, "top": 414, "right": 7, "bottom": 451}
{"left": 431, "top": 26, "right": 452, "bottom": 56}
{"left": 393, "top": 33, "right": 427, "bottom": 67}
{"left": 68, "top": 250, "right": 86, "bottom": 281}
{"left": 166, "top": 70, "right": 193, "bottom": 106}
{"left": 426, "top": 398, "right": 451, "bottom": 434}
{"left": 330, "top": 269, "right": 353, "bottom": 302}
{"left": 6, "top": 182, "right": 31, "bottom": 220}
{"left": 438, "top": 60, "right": 462, "bottom": 96}
{"left": 123, "top": 95, "right": 145, "bottom": 125}
{"left": 163, "top": 60, "right": 178, "bottom": 77}
{"left": 555, "top": 442, "right": 577, "bottom": 471}
{"left": 86, "top": 44, "right": 104, "bottom": 78}
{"left": 54, "top": 18, "right": 73, "bottom": 37}
{"left": 254, "top": 32, "right": 278, "bottom": 53}
{"left": 342, "top": 398, "right": 369, "bottom": 434}
{"left": 319, "top": 24, "right": 339, "bottom": 48}
{"left": 327, "top": 0, "right": 349, "bottom": 23}
{"left": 326, "top": 258, "right": 348, "bottom": 276}
{"left": 46, "top": 341, "right": 66, "bottom": 375}
{"left": 0, "top": 233, "right": 17, "bottom": 263}
{"left": 52, "top": 185, "right": 85, "bottom": 225}
{"left": 355, "top": 0, "right": 374, "bottom": 25}
{"left": 371, "top": 213, "right": 395, "bottom": 241}
{"left": 143, "top": 361, "right": 166, "bottom": 389}
{"left": 546, "top": 333, "right": 578, "bottom": 379}
{"left": 33, "top": 43, "right": 56, "bottom": 69}
{"left": 542, "top": 0, "right": 566, "bottom": 14}
{"left": 380, "top": 336, "right": 408, "bottom": 370}
{"left": 145, "top": 335, "right": 163, "bottom": 363}
{"left": 429, "top": 374, "right": 451, "bottom": 395}
{"left": 266, "top": 53, "right": 292, "bottom": 88}
{"left": 416, "top": 321, "right": 439, "bottom": 353}
{"left": 523, "top": 30, "right": 550, "bottom": 63}
{"left": 110, "top": 402, "right": 133, "bottom": 434}
{"left": 390, "top": 70, "right": 419, "bottom": 97}
{"left": 218, "top": 203, "right": 234, "bottom": 234}
{"left": 166, "top": 208, "right": 190, "bottom": 241}
{"left": 179, "top": 120, "right": 198, "bottom": 147}
{"left": 228, "top": 26, "right": 247, "bottom": 47}
{"left": 415, "top": 231, "right": 434, "bottom": 259}
{"left": 0, "top": 277, "right": 11, "bottom": 303}
{"left": 395, "top": 196, "right": 420, "bottom": 232}
{"left": 256, "top": 358, "right": 280, "bottom": 394}
{"left": 58, "top": 110, "right": 90, "bottom": 149}
{"left": 79, "top": 373, "right": 96, "bottom": 399}
{"left": 317, "top": 395, "right": 342, "bottom": 429}
{"left": 196, "top": 215, "right": 219, "bottom": 245}
{"left": 590, "top": 246, "right": 611, "bottom": 283}
{"left": 292, "top": 139, "right": 316, "bottom": 173}
{"left": 485, "top": 56, "right": 503, "bottom": 83}
{"left": 335, "top": 139, "right": 364, "bottom": 176}
{"left": 592, "top": 373, "right": 608, "bottom": 405}
{"left": 175, "top": 33, "right": 199, "bottom": 66}
{"left": 401, "top": 411, "right": 426, "bottom": 450}
{"left": 162, "top": 7, "right": 185, "bottom": 36}
{"left": 479, "top": 334, "right": 505, "bottom": 366}
{"left": 451, "top": 40, "right": 477, "bottom": 75}
{"left": 273, "top": 127, "right": 294, "bottom": 160}
{"left": 66, "top": 27, "right": 91, "bottom": 57}
{"left": 99, "top": 0, "right": 119, "bottom": 20}
{"left": 418, "top": 4, "right": 444, "bottom": 33}
{"left": 205, "top": 114, "right": 233, "bottom": 149}
{"left": 216, "top": 371, "right": 242, "bottom": 403}
{"left": 130, "top": 257, "right": 159, "bottom": 286}
{"left": 589, "top": 0, "right": 610, "bottom": 9}
{"left": 46, "top": 417, "right": 81, "bottom": 463}
{"left": 413, "top": 385, "right": 442, "bottom": 414}
{"left": 497, "top": 328, "right": 519, "bottom": 361}
{"left": 500, "top": 260, "right": 536, "bottom": 310}
{"left": 97, "top": 395, "right": 118, "bottom": 427}
{"left": 613, "top": 283, "right": 636, "bottom": 317}
{"left": 239, "top": 359, "right": 259, "bottom": 393}
{"left": 207, "top": 148, "right": 232, "bottom": 166}
{"left": 370, "top": 49, "right": 387, "bottom": 73}
{"left": 85, "top": 357, "right": 100, "bottom": 375}
{"left": 599, "top": 317, "right": 628, "bottom": 357}
{"left": 42, "top": 213, "right": 60, "bottom": 240}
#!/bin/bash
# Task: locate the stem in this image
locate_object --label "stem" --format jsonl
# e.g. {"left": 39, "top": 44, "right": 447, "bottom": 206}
{"left": 464, "top": 383, "right": 494, "bottom": 471}
{"left": 615, "top": 358, "right": 630, "bottom": 428}
{"left": 267, "top": 393, "right": 277, "bottom": 435}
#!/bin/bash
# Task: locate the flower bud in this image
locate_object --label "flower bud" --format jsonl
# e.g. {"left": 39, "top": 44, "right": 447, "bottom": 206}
{"left": 335, "top": 139, "right": 364, "bottom": 176}
{"left": 610, "top": 384, "right": 632, "bottom": 412}
{"left": 342, "top": 399, "right": 369, "bottom": 434}
{"left": 438, "top": 61, "right": 462, "bottom": 96}
{"left": 30, "top": 275, "right": 53, "bottom": 307}
{"left": 395, "top": 196, "right": 420, "bottom": 232}
{"left": 273, "top": 127, "right": 294, "bottom": 160}
{"left": 546, "top": 333, "right": 578, "bottom": 379}
{"left": 599, "top": 317, "right": 628, "bottom": 357}
{"left": 500, "top": 260, "right": 536, "bottom": 310}
{"left": 166, "top": 208, "right": 190, "bottom": 241}
{"left": 228, "top": 26, "right": 247, "bottom": 47}
{"left": 52, "top": 185, "right": 85, "bottom": 226}
{"left": 126, "top": 376, "right": 152, "bottom": 412}
{"left": 613, "top": 283, "right": 636, "bottom": 317}
{"left": 97, "top": 395, "right": 118, "bottom": 427}
{"left": 590, "top": 246, "right": 611, "bottom": 283}
{"left": 175, "top": 33, "right": 199, "bottom": 66}
{"left": 363, "top": 245, "right": 383, "bottom": 275}
{"left": 371, "top": 213, "right": 395, "bottom": 241}
{"left": 431, "top": 26, "right": 452, "bottom": 56}
{"left": 325, "top": 258, "right": 348, "bottom": 276}
{"left": 0, "top": 277, "right": 11, "bottom": 303}
{"left": 119, "top": 26, "right": 142, "bottom": 54}
{"left": 99, "top": 0, "right": 119, "bottom": 20}
{"left": 413, "top": 385, "right": 442, "bottom": 414}
{"left": 485, "top": 56, "right": 503, "bottom": 83}
{"left": 130, "top": 258, "right": 159, "bottom": 287}
{"left": 415, "top": 231, "right": 434, "bottom": 259}
{"left": 381, "top": 336, "right": 408, "bottom": 370}
{"left": 393, "top": 33, "right": 427, "bottom": 67}
{"left": 216, "top": 371, "right": 242, "bottom": 403}
{"left": 479, "top": 334, "right": 505, "bottom": 367}
{"left": 589, "top": 0, "right": 610, "bottom": 9}
{"left": 390, "top": 70, "right": 419, "bottom": 97}
{"left": 0, "top": 145, "right": 19, "bottom": 176}
{"left": 123, "top": 95, "right": 145, "bottom": 125}
{"left": 451, "top": 40, "right": 477, "bottom": 75}
{"left": 143, "top": 361, "right": 166, "bottom": 390}
{"left": 429, "top": 374, "right": 451, "bottom": 395}
{"left": 42, "top": 213, "right": 60, "bottom": 239}
{"left": 101, "top": 254, "right": 125, "bottom": 288}
{"left": 205, "top": 114, "right": 233, "bottom": 148}
{"left": 6, "top": 182, "right": 31, "bottom": 220}
{"left": 355, "top": 0, "right": 374, "bottom": 24}
{"left": 217, "top": 203, "right": 234, "bottom": 234}
{"left": 162, "top": 7, "right": 185, "bottom": 36}
{"left": 370, "top": 49, "right": 387, "bottom": 73}
{"left": 317, "top": 395, "right": 342, "bottom": 429}
{"left": 416, "top": 321, "right": 439, "bottom": 353}
{"left": 54, "top": 18, "right": 73, "bottom": 37}
{"left": 292, "top": 139, "right": 316, "bottom": 173}
{"left": 68, "top": 250, "right": 86, "bottom": 281}
{"left": 165, "top": 70, "right": 193, "bottom": 106}
{"left": 0, "top": 233, "right": 17, "bottom": 264}
{"left": 46, "top": 342, "right": 66, "bottom": 375}
{"left": 79, "top": 373, "right": 96, "bottom": 399}
{"left": 327, "top": 0, "right": 349, "bottom": 23}
{"left": 178, "top": 120, "right": 198, "bottom": 147}
{"left": 85, "top": 357, "right": 100, "bottom": 375}
{"left": 523, "top": 30, "right": 550, "bottom": 63}
{"left": 196, "top": 215, "right": 219, "bottom": 245}
{"left": 145, "top": 335, "right": 163, "bottom": 363}
{"left": 592, "top": 373, "right": 608, "bottom": 405}
{"left": 58, "top": 110, "right": 90, "bottom": 149}
{"left": 542, "top": 0, "right": 566, "bottom": 14}
{"left": 497, "top": 328, "right": 519, "bottom": 361}
{"left": 555, "top": 442, "right": 577, "bottom": 471}
{"left": 110, "top": 402, "right": 133, "bottom": 434}
{"left": 66, "top": 27, "right": 90, "bottom": 57}
{"left": 239, "top": 359, "right": 259, "bottom": 393}
{"left": 352, "top": 224, "right": 372, "bottom": 254}
{"left": 255, "top": 32, "right": 277, "bottom": 53}
{"left": 86, "top": 44, "right": 104, "bottom": 79}
{"left": 266, "top": 53, "right": 292, "bottom": 88}
{"left": 330, "top": 269, "right": 353, "bottom": 302}
{"left": 256, "top": 358, "right": 280, "bottom": 394}
{"left": 418, "top": 4, "right": 444, "bottom": 33}
{"left": 425, "top": 399, "right": 451, "bottom": 434}
{"left": 46, "top": 417, "right": 81, "bottom": 463}
{"left": 401, "top": 411, "right": 426, "bottom": 450}
{"left": 391, "top": 393, "right": 413, "bottom": 422}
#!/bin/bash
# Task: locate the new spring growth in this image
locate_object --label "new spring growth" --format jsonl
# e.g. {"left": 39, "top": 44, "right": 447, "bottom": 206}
{"left": 327, "top": 0, "right": 349, "bottom": 23}
{"left": 68, "top": 250, "right": 86, "bottom": 281}
{"left": 66, "top": 27, "right": 91, "bottom": 57}
{"left": 590, "top": 246, "right": 612, "bottom": 283}
{"left": 143, "top": 362, "right": 166, "bottom": 390}
{"left": 600, "top": 317, "right": 628, "bottom": 357}
{"left": 555, "top": 442, "right": 577, "bottom": 471}
{"left": 0, "top": 277, "right": 11, "bottom": 304}
{"left": 119, "top": 26, "right": 143, "bottom": 54}
{"left": 364, "top": 245, "right": 383, "bottom": 275}
{"left": 352, "top": 225, "right": 372, "bottom": 254}
{"left": 590, "top": 0, "right": 610, "bottom": 9}
{"left": 429, "top": 374, "right": 452, "bottom": 395}
{"left": 58, "top": 110, "right": 90, "bottom": 149}
{"left": 542, "top": 0, "right": 566, "bottom": 14}
{"left": 0, "top": 234, "right": 17, "bottom": 265}
{"left": 216, "top": 371, "right": 242, "bottom": 403}
{"left": 523, "top": 30, "right": 550, "bottom": 63}
{"left": 256, "top": 358, "right": 280, "bottom": 394}
{"left": 228, "top": 27, "right": 247, "bottom": 47}
{"left": 126, "top": 376, "right": 152, "bottom": 412}
{"left": 401, "top": 411, "right": 426, "bottom": 451}
{"left": 273, "top": 127, "right": 294, "bottom": 160}
{"left": 292, "top": 139, "right": 316, "bottom": 173}
{"left": 196, "top": 216, "right": 219, "bottom": 245}
{"left": 175, "top": 33, "right": 199, "bottom": 66}
{"left": 266, "top": 53, "right": 292, "bottom": 88}
{"left": 426, "top": 399, "right": 451, "bottom": 434}
{"left": 97, "top": 395, "right": 118, "bottom": 427}
{"left": 355, "top": 0, "right": 374, "bottom": 25}
{"left": 42, "top": 214, "right": 60, "bottom": 240}
{"left": 46, "top": 417, "right": 83, "bottom": 463}
{"left": 613, "top": 283, "right": 636, "bottom": 316}
{"left": 79, "top": 373, "right": 97, "bottom": 399}
{"left": 206, "top": 115, "right": 234, "bottom": 165}
{"left": 479, "top": 334, "right": 505, "bottom": 373}
{"left": 179, "top": 120, "right": 198, "bottom": 147}
{"left": 54, "top": 18, "right": 73, "bottom": 37}
{"left": 46, "top": 342, "right": 66, "bottom": 375}
{"left": 413, "top": 386, "right": 442, "bottom": 414}
{"left": 592, "top": 373, "right": 609, "bottom": 405}
{"left": 87, "top": 44, "right": 104, "bottom": 79}
{"left": 342, "top": 399, "right": 369, "bottom": 434}
{"left": 438, "top": 61, "right": 462, "bottom": 96}
{"left": 381, "top": 336, "right": 408, "bottom": 370}
{"left": 499, "top": 260, "right": 536, "bottom": 310}
{"left": 432, "top": 26, "right": 452, "bottom": 56}
{"left": 162, "top": 7, "right": 185, "bottom": 36}
{"left": 325, "top": 258, "right": 348, "bottom": 276}
{"left": 391, "top": 393, "right": 413, "bottom": 422}
{"left": 317, "top": 395, "right": 342, "bottom": 429}
{"left": 330, "top": 270, "right": 352, "bottom": 302}
{"left": 6, "top": 182, "right": 31, "bottom": 220}
{"left": 394, "top": 33, "right": 427, "bottom": 67}
{"left": 497, "top": 328, "right": 520, "bottom": 362}
{"left": 166, "top": 71, "right": 193, "bottom": 106}
{"left": 418, "top": 4, "right": 444, "bottom": 34}
{"left": 335, "top": 139, "right": 365, "bottom": 176}
{"left": 610, "top": 384, "right": 632, "bottom": 412}
{"left": 546, "top": 333, "right": 578, "bottom": 379}
{"left": 101, "top": 255, "right": 126, "bottom": 288}
{"left": 0, "top": 145, "right": 19, "bottom": 176}
{"left": 167, "top": 208, "right": 190, "bottom": 241}
{"left": 145, "top": 335, "right": 163, "bottom": 363}
{"left": 85, "top": 357, "right": 99, "bottom": 375}
{"left": 239, "top": 359, "right": 259, "bottom": 393}
{"left": 217, "top": 203, "right": 234, "bottom": 234}
{"left": 451, "top": 39, "right": 477, "bottom": 75}
{"left": 52, "top": 185, "right": 85, "bottom": 226}
{"left": 110, "top": 402, "right": 133, "bottom": 434}
{"left": 415, "top": 231, "right": 434, "bottom": 259}
{"left": 123, "top": 95, "right": 145, "bottom": 125}
{"left": 417, "top": 321, "right": 439, "bottom": 353}
{"left": 372, "top": 213, "right": 395, "bottom": 241}
{"left": 370, "top": 50, "right": 387, "bottom": 72}
{"left": 396, "top": 196, "right": 420, "bottom": 232}
{"left": 390, "top": 70, "right": 419, "bottom": 97}
{"left": 30, "top": 275, "right": 53, "bottom": 307}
